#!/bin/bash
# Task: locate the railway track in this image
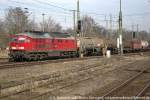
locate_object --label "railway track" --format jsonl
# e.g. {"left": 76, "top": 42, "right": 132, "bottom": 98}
{"left": 0, "top": 51, "right": 150, "bottom": 70}
{"left": 0, "top": 56, "right": 102, "bottom": 70}
{"left": 124, "top": 51, "right": 150, "bottom": 56}
{"left": 0, "top": 62, "right": 105, "bottom": 99}
{"left": 102, "top": 68, "right": 150, "bottom": 100}
{"left": 135, "top": 81, "right": 150, "bottom": 99}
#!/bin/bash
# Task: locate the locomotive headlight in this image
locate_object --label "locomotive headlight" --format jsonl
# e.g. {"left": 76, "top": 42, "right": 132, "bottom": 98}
{"left": 12, "top": 47, "right": 17, "bottom": 49}
{"left": 18, "top": 37, "right": 26, "bottom": 41}
{"left": 19, "top": 47, "right": 24, "bottom": 50}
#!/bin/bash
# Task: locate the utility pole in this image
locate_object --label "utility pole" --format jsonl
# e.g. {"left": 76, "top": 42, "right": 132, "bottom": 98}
{"left": 105, "top": 15, "right": 109, "bottom": 39}
{"left": 132, "top": 24, "right": 134, "bottom": 39}
{"left": 16, "top": 9, "right": 21, "bottom": 34}
{"left": 77, "top": 0, "right": 80, "bottom": 24}
{"left": 71, "top": 9, "right": 76, "bottom": 45}
{"left": 136, "top": 24, "right": 139, "bottom": 39}
{"left": 132, "top": 24, "right": 134, "bottom": 32}
{"left": 32, "top": 12, "right": 35, "bottom": 31}
{"left": 105, "top": 15, "right": 108, "bottom": 29}
{"left": 42, "top": 13, "right": 45, "bottom": 32}
{"left": 77, "top": 0, "right": 83, "bottom": 58}
{"left": 24, "top": 8, "right": 29, "bottom": 32}
{"left": 109, "top": 14, "right": 112, "bottom": 38}
{"left": 72, "top": 10, "right": 76, "bottom": 32}
{"left": 118, "top": 0, "right": 123, "bottom": 55}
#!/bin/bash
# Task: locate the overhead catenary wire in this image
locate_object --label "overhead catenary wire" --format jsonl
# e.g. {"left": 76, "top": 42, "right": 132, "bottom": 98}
{"left": 9, "top": 0, "right": 150, "bottom": 20}
{"left": 5, "top": 0, "right": 75, "bottom": 25}
{"left": 7, "top": 0, "right": 72, "bottom": 15}
{"left": 32, "top": 0, "right": 72, "bottom": 11}
{"left": 4, "top": 0, "right": 150, "bottom": 18}
{"left": 6, "top": 0, "right": 119, "bottom": 26}
{"left": 1, "top": 0, "right": 150, "bottom": 31}
{"left": 7, "top": 0, "right": 112, "bottom": 18}
{"left": 8, "top": 0, "right": 150, "bottom": 29}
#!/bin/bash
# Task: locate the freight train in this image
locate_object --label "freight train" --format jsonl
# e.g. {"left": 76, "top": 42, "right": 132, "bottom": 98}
{"left": 8, "top": 31, "right": 149, "bottom": 61}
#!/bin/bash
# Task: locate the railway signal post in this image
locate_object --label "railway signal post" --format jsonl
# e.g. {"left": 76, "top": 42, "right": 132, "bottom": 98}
{"left": 77, "top": 0, "right": 84, "bottom": 58}
{"left": 42, "top": 13, "right": 45, "bottom": 32}
{"left": 72, "top": 10, "right": 76, "bottom": 32}
{"left": 118, "top": 0, "right": 123, "bottom": 55}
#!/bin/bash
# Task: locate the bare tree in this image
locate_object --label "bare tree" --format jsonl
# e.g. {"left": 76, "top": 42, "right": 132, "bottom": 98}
{"left": 82, "top": 15, "right": 95, "bottom": 34}
{"left": 5, "top": 7, "right": 29, "bottom": 34}
{"left": 0, "top": 20, "right": 4, "bottom": 33}
{"left": 40, "top": 16, "right": 62, "bottom": 32}
{"left": 82, "top": 15, "right": 108, "bottom": 37}
{"left": 0, "top": 20, "right": 9, "bottom": 48}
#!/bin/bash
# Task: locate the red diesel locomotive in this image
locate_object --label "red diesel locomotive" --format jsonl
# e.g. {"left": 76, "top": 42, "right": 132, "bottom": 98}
{"left": 9, "top": 31, "right": 78, "bottom": 61}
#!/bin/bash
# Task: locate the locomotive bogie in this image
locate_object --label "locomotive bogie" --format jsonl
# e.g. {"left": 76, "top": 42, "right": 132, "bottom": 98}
{"left": 9, "top": 50, "right": 78, "bottom": 61}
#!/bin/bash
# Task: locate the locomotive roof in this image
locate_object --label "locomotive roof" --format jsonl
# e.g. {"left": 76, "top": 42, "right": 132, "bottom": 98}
{"left": 18, "top": 32, "right": 74, "bottom": 39}
{"left": 18, "top": 32, "right": 50, "bottom": 38}
{"left": 50, "top": 32, "right": 73, "bottom": 38}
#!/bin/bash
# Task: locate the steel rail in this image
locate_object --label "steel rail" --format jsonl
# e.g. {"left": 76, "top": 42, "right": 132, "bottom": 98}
{"left": 0, "top": 51, "right": 150, "bottom": 70}
{"left": 102, "top": 70, "right": 147, "bottom": 99}
{"left": 136, "top": 81, "right": 150, "bottom": 97}
{"left": 0, "top": 56, "right": 102, "bottom": 70}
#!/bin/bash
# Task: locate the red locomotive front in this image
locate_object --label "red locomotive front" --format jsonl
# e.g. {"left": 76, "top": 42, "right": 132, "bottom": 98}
{"left": 9, "top": 34, "right": 32, "bottom": 61}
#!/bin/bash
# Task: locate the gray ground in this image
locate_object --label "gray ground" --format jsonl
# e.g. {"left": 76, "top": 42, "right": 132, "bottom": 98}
{"left": 0, "top": 54, "right": 150, "bottom": 100}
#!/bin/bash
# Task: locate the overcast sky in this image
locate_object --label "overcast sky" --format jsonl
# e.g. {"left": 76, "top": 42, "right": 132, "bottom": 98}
{"left": 0, "top": 0, "right": 150, "bottom": 31}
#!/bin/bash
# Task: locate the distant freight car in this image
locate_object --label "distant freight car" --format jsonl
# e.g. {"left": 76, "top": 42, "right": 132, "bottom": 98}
{"left": 123, "top": 39, "right": 149, "bottom": 52}
{"left": 77, "top": 37, "right": 104, "bottom": 56}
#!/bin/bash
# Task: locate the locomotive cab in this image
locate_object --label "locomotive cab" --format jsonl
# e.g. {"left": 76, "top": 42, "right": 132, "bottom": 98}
{"left": 9, "top": 34, "right": 31, "bottom": 61}
{"left": 10, "top": 35, "right": 30, "bottom": 50}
